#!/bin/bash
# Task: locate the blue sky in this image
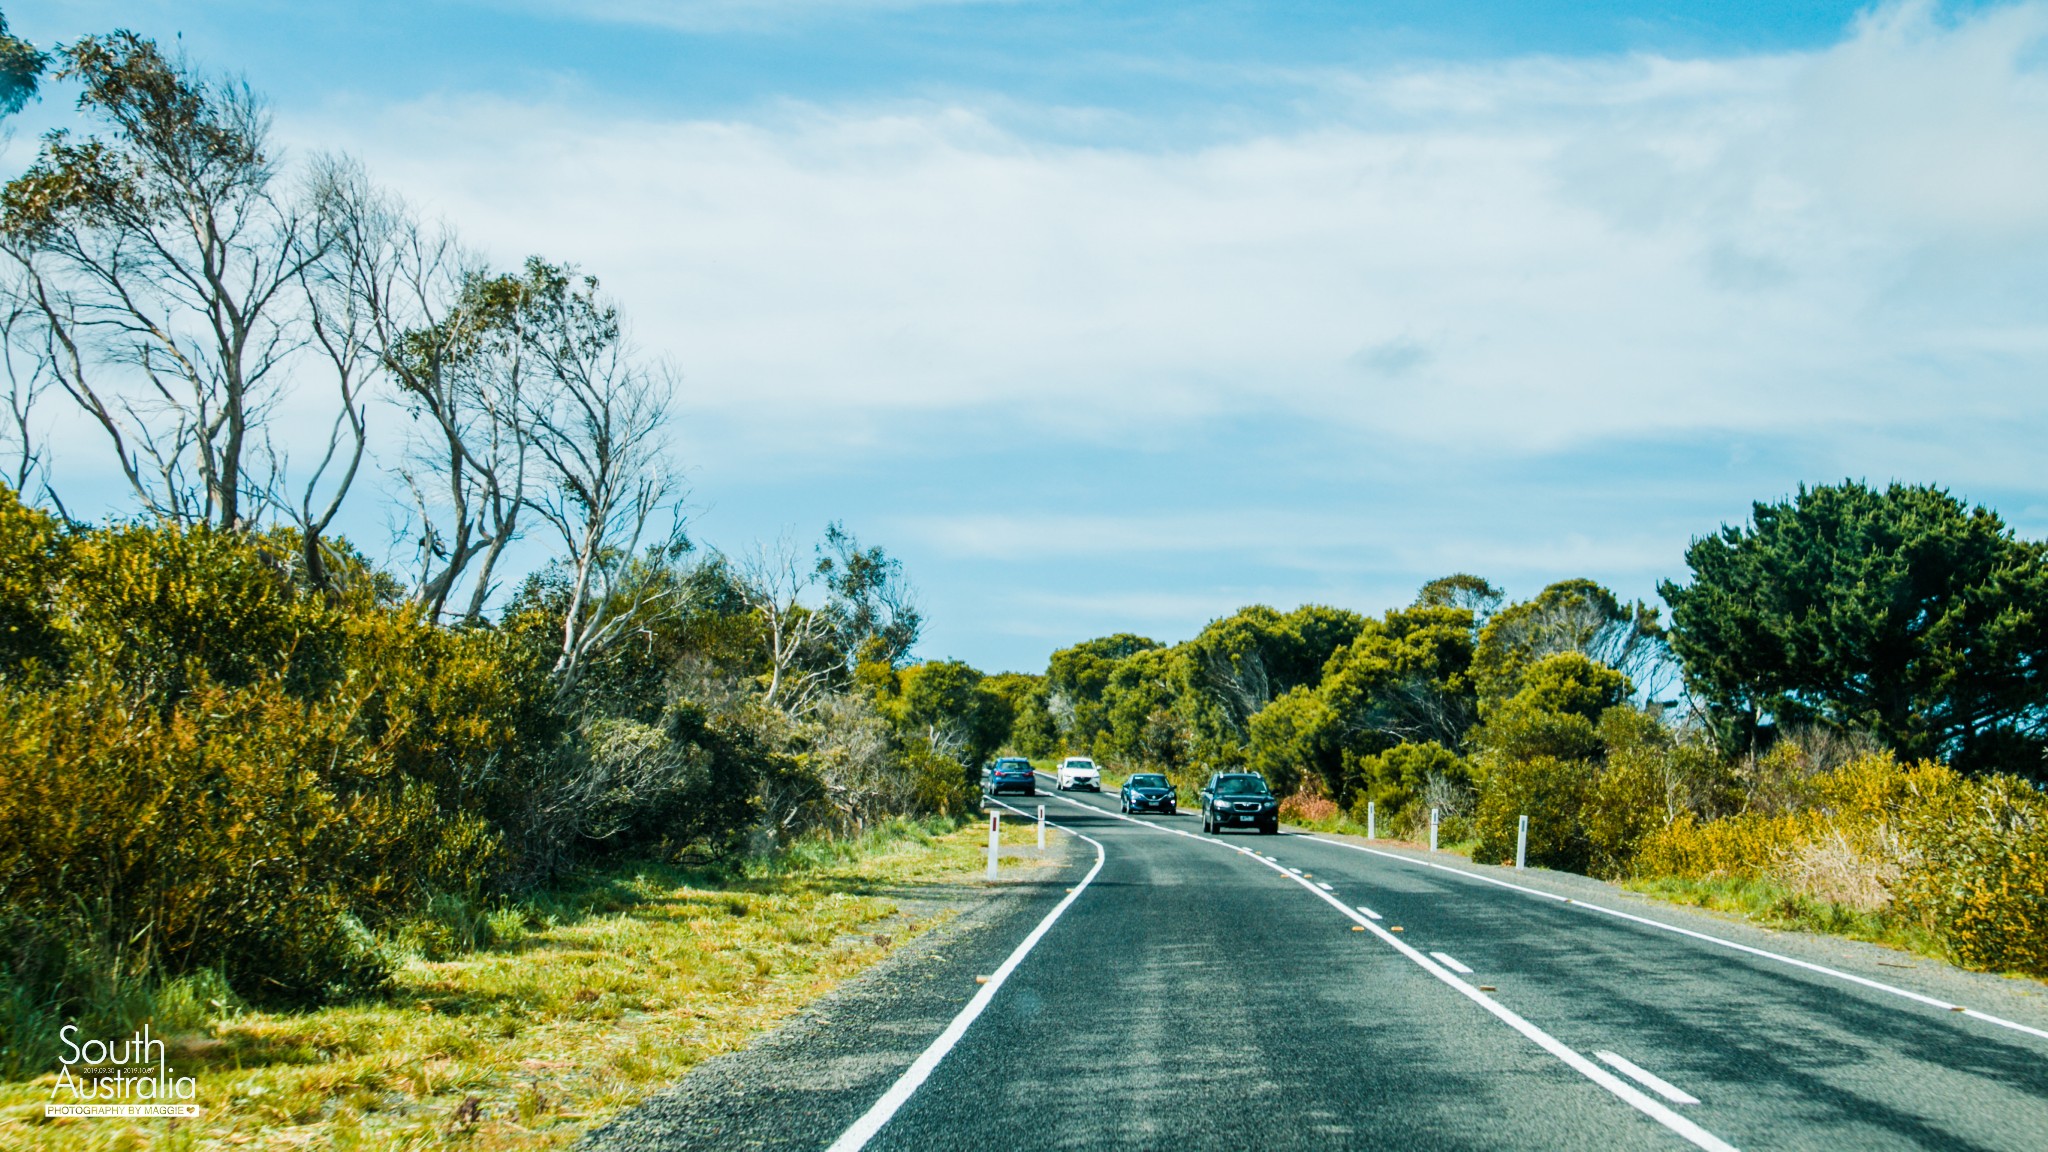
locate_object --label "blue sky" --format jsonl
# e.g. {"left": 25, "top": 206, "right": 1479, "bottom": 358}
{"left": 15, "top": 1, "right": 2048, "bottom": 672}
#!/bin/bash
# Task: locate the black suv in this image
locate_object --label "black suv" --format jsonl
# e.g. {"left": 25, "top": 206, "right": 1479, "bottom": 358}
{"left": 1119, "top": 773, "right": 1177, "bottom": 815}
{"left": 983, "top": 757, "right": 1037, "bottom": 797}
{"left": 1200, "top": 772, "right": 1278, "bottom": 834}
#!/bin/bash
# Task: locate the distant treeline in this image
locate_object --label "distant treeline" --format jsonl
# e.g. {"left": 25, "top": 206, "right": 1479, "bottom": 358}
{"left": 998, "top": 480, "right": 2048, "bottom": 976}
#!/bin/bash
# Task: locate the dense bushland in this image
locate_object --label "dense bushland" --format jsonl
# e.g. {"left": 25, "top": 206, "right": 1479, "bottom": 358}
{"left": 0, "top": 21, "right": 1022, "bottom": 1075}
{"left": 1010, "top": 483, "right": 2048, "bottom": 976}
{"left": 0, "top": 488, "right": 1007, "bottom": 1079}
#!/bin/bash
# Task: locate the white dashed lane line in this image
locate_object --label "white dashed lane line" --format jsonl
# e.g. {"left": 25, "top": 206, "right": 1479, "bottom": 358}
{"left": 1303, "top": 834, "right": 2048, "bottom": 1045}
{"left": 1316, "top": 882, "right": 1335, "bottom": 891}
{"left": 1035, "top": 790, "right": 1740, "bottom": 1152}
{"left": 1356, "top": 905, "right": 1383, "bottom": 921}
{"left": 1430, "top": 951, "right": 1475, "bottom": 975}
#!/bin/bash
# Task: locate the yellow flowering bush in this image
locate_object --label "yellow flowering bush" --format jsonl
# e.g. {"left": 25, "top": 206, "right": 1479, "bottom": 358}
{"left": 0, "top": 489, "right": 559, "bottom": 1014}
{"left": 1624, "top": 750, "right": 2048, "bottom": 976}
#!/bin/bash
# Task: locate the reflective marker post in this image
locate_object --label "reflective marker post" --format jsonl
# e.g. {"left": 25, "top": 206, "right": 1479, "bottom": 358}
{"left": 1516, "top": 814, "right": 1529, "bottom": 870}
{"left": 1429, "top": 808, "right": 1440, "bottom": 853}
{"left": 1366, "top": 801, "right": 1375, "bottom": 841}
{"left": 1037, "top": 805, "right": 1046, "bottom": 849}
{"left": 987, "top": 812, "right": 1000, "bottom": 880}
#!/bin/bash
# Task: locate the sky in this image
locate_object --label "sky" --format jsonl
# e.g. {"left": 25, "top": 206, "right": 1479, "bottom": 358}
{"left": 12, "top": 0, "right": 2048, "bottom": 672}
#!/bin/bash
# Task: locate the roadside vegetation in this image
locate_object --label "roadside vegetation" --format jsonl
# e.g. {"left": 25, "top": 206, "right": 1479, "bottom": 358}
{"left": 0, "top": 16, "right": 2044, "bottom": 1149}
{"left": 0, "top": 816, "right": 1058, "bottom": 1150}
{"left": 1008, "top": 484, "right": 2048, "bottom": 979}
{"left": 0, "top": 17, "right": 1025, "bottom": 1115}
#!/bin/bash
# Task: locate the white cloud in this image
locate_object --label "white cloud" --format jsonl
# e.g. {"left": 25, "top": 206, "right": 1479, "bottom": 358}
{"left": 280, "top": 0, "right": 2048, "bottom": 490}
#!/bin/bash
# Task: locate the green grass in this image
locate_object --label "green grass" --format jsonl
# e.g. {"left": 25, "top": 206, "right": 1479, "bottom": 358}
{"left": 1622, "top": 873, "right": 1948, "bottom": 960}
{"left": 0, "top": 816, "right": 1061, "bottom": 1151}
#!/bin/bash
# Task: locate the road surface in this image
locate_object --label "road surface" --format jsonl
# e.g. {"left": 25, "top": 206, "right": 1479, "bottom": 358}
{"left": 589, "top": 773, "right": 2048, "bottom": 1151}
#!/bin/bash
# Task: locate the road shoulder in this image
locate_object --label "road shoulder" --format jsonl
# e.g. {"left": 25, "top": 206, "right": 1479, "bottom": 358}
{"left": 1295, "top": 828, "right": 2048, "bottom": 1034}
{"left": 581, "top": 832, "right": 1085, "bottom": 1152}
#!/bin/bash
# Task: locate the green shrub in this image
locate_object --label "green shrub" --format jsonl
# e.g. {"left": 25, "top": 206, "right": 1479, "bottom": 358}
{"left": 1346, "top": 741, "right": 1466, "bottom": 834}
{"left": 908, "top": 746, "right": 977, "bottom": 816}
{"left": 150, "top": 968, "right": 241, "bottom": 1033}
{"left": 0, "top": 510, "right": 546, "bottom": 1011}
{"left": 1623, "top": 753, "right": 2048, "bottom": 976}
{"left": 1581, "top": 708, "right": 1679, "bottom": 875}
{"left": 1894, "top": 773, "right": 2048, "bottom": 974}
{"left": 1471, "top": 754, "right": 1596, "bottom": 870}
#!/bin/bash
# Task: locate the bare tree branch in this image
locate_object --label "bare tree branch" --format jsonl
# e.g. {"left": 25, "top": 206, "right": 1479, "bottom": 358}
{"left": 0, "top": 35, "right": 321, "bottom": 530}
{"left": 512, "top": 260, "right": 678, "bottom": 696}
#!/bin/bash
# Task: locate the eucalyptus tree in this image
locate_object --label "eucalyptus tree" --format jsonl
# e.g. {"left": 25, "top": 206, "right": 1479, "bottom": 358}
{"left": 731, "top": 523, "right": 921, "bottom": 718}
{"left": 0, "top": 33, "right": 331, "bottom": 531}
{"left": 332, "top": 178, "right": 537, "bottom": 623}
{"left": 1471, "top": 579, "right": 1667, "bottom": 705}
{"left": 512, "top": 260, "right": 679, "bottom": 696}
{"left": 0, "top": 19, "right": 49, "bottom": 504}
{"left": 0, "top": 15, "right": 43, "bottom": 123}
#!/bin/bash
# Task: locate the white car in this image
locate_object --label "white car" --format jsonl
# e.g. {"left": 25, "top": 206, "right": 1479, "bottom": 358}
{"left": 1055, "top": 757, "right": 1102, "bottom": 792}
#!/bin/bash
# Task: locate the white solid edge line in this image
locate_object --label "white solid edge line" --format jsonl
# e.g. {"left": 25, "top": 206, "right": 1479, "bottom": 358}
{"left": 1430, "top": 951, "right": 1475, "bottom": 975}
{"left": 1301, "top": 836, "right": 2048, "bottom": 1045}
{"left": 823, "top": 801, "right": 1107, "bottom": 1152}
{"left": 1034, "top": 791, "right": 1739, "bottom": 1152}
{"left": 1357, "top": 905, "right": 1383, "bottom": 920}
{"left": 1597, "top": 1051, "right": 1702, "bottom": 1106}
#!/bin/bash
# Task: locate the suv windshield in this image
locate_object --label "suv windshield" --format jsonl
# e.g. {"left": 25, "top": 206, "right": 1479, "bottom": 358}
{"left": 1215, "top": 776, "right": 1270, "bottom": 796}
{"left": 1129, "top": 774, "right": 1168, "bottom": 788}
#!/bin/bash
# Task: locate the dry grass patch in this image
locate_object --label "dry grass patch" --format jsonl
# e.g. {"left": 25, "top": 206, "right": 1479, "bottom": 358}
{"left": 0, "top": 816, "right": 1060, "bottom": 1151}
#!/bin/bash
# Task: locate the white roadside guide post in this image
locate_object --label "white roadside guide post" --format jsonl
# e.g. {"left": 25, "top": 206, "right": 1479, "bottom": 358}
{"left": 987, "top": 811, "right": 1000, "bottom": 880}
{"left": 1516, "top": 814, "right": 1530, "bottom": 870}
{"left": 1429, "top": 807, "right": 1439, "bottom": 852}
{"left": 1366, "top": 801, "right": 1375, "bottom": 841}
{"left": 1037, "top": 805, "right": 1046, "bottom": 849}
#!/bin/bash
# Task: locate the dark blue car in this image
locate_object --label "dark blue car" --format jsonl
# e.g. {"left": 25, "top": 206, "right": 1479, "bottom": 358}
{"left": 1119, "top": 773, "right": 1177, "bottom": 815}
{"left": 983, "top": 757, "right": 1037, "bottom": 797}
{"left": 1200, "top": 772, "right": 1278, "bottom": 834}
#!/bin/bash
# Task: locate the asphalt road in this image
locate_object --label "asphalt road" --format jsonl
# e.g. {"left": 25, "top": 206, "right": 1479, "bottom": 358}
{"left": 589, "top": 774, "right": 2048, "bottom": 1152}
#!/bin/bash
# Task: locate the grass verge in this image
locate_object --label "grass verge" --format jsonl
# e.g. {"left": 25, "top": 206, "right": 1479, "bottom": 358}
{"left": 1, "top": 815, "right": 1059, "bottom": 1151}
{"left": 1621, "top": 873, "right": 1949, "bottom": 961}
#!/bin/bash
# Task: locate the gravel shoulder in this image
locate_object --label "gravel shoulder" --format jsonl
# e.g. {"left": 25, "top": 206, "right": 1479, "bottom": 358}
{"left": 581, "top": 834, "right": 1085, "bottom": 1152}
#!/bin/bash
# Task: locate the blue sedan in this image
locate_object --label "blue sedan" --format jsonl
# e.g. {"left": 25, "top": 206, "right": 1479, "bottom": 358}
{"left": 1119, "top": 773, "right": 1177, "bottom": 815}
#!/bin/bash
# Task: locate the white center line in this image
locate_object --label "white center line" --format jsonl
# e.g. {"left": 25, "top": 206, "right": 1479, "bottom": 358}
{"left": 1357, "top": 905, "right": 1383, "bottom": 920}
{"left": 1598, "top": 1052, "right": 1702, "bottom": 1106}
{"left": 1430, "top": 951, "right": 1474, "bottom": 975}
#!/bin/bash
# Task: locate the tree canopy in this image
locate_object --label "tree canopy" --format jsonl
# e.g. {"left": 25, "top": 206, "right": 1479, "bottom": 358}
{"left": 1663, "top": 481, "right": 2048, "bottom": 776}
